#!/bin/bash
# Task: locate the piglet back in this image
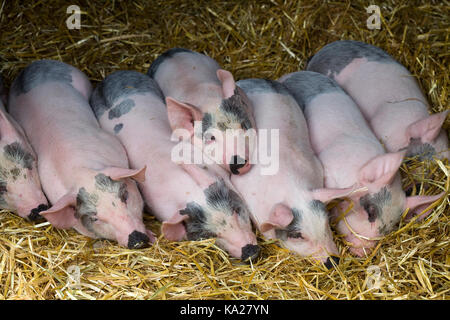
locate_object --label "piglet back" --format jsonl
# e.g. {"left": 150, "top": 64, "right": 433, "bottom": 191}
{"left": 10, "top": 60, "right": 92, "bottom": 101}
{"left": 307, "top": 40, "right": 398, "bottom": 76}
{"left": 90, "top": 70, "right": 164, "bottom": 120}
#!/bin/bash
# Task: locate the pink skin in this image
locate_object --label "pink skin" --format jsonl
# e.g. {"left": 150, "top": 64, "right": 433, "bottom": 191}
{"left": 231, "top": 79, "right": 358, "bottom": 265}
{"left": 150, "top": 49, "right": 256, "bottom": 175}
{"left": 281, "top": 71, "right": 445, "bottom": 257}
{"left": 0, "top": 103, "right": 48, "bottom": 219}
{"left": 0, "top": 75, "right": 48, "bottom": 219}
{"left": 8, "top": 61, "right": 153, "bottom": 248}
{"left": 91, "top": 71, "right": 258, "bottom": 260}
{"left": 307, "top": 43, "right": 449, "bottom": 160}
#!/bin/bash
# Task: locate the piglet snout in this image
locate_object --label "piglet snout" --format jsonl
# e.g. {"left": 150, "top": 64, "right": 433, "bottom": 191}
{"left": 241, "top": 244, "right": 260, "bottom": 261}
{"left": 324, "top": 256, "right": 340, "bottom": 269}
{"left": 127, "top": 230, "right": 150, "bottom": 249}
{"left": 229, "top": 156, "right": 251, "bottom": 175}
{"left": 27, "top": 204, "right": 49, "bottom": 222}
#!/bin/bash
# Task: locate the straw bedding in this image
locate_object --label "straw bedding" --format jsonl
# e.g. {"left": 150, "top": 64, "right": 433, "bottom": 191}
{"left": 0, "top": 0, "right": 448, "bottom": 300}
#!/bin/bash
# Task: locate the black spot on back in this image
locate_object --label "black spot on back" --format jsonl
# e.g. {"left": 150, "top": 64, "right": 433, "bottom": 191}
{"left": 90, "top": 70, "right": 164, "bottom": 119}
{"left": 306, "top": 40, "right": 396, "bottom": 76}
{"left": 147, "top": 48, "right": 194, "bottom": 78}
{"left": 11, "top": 60, "right": 73, "bottom": 96}
{"left": 281, "top": 71, "right": 343, "bottom": 109}
{"left": 237, "top": 78, "right": 291, "bottom": 96}
{"left": 108, "top": 99, "right": 135, "bottom": 120}
{"left": 113, "top": 123, "right": 124, "bottom": 134}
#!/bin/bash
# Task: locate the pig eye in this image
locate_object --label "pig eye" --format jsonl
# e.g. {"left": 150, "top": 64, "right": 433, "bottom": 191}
{"left": 363, "top": 203, "right": 378, "bottom": 223}
{"left": 81, "top": 214, "right": 97, "bottom": 224}
{"left": 80, "top": 214, "right": 98, "bottom": 232}
{"left": 289, "top": 231, "right": 304, "bottom": 239}
{"left": 275, "top": 229, "right": 304, "bottom": 241}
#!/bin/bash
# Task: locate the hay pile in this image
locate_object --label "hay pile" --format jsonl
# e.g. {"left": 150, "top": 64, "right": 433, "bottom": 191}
{"left": 0, "top": 0, "right": 448, "bottom": 300}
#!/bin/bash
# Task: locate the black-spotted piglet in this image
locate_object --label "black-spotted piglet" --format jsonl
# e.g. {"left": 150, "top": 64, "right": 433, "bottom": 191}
{"left": 8, "top": 60, "right": 153, "bottom": 249}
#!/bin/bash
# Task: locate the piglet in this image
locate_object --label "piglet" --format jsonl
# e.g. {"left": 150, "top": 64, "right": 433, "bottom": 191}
{"left": 0, "top": 73, "right": 48, "bottom": 220}
{"left": 307, "top": 40, "right": 449, "bottom": 160}
{"left": 8, "top": 60, "right": 153, "bottom": 249}
{"left": 90, "top": 70, "right": 259, "bottom": 261}
{"left": 280, "top": 71, "right": 444, "bottom": 256}
{"left": 148, "top": 48, "right": 256, "bottom": 175}
{"left": 232, "top": 79, "right": 356, "bottom": 267}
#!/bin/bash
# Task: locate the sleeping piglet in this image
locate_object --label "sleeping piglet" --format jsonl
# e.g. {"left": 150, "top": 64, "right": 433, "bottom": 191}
{"left": 0, "top": 73, "right": 48, "bottom": 220}
{"left": 307, "top": 40, "right": 449, "bottom": 160}
{"left": 90, "top": 70, "right": 259, "bottom": 261}
{"left": 232, "top": 79, "right": 356, "bottom": 267}
{"left": 8, "top": 60, "right": 153, "bottom": 249}
{"left": 148, "top": 48, "right": 256, "bottom": 175}
{"left": 280, "top": 71, "right": 444, "bottom": 256}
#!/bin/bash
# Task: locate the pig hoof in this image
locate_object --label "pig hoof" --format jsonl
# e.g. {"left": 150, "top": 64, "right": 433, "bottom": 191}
{"left": 28, "top": 204, "right": 49, "bottom": 221}
{"left": 324, "top": 256, "right": 340, "bottom": 269}
{"left": 241, "top": 244, "right": 260, "bottom": 261}
{"left": 229, "top": 156, "right": 248, "bottom": 175}
{"left": 127, "top": 230, "right": 150, "bottom": 249}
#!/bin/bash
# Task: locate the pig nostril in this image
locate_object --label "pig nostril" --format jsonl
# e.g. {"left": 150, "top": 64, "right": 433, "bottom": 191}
{"left": 27, "top": 203, "right": 49, "bottom": 222}
{"left": 241, "top": 244, "right": 260, "bottom": 262}
{"left": 324, "top": 256, "right": 340, "bottom": 269}
{"left": 127, "top": 230, "right": 150, "bottom": 249}
{"left": 229, "top": 156, "right": 247, "bottom": 175}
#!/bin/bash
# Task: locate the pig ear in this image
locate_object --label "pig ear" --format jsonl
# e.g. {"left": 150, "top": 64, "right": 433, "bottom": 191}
{"left": 101, "top": 166, "right": 147, "bottom": 183}
{"left": 166, "top": 97, "right": 203, "bottom": 136}
{"left": 179, "top": 163, "right": 217, "bottom": 189}
{"left": 216, "top": 69, "right": 236, "bottom": 99}
{"left": 260, "top": 203, "right": 293, "bottom": 233}
{"left": 145, "top": 229, "right": 156, "bottom": 244}
{"left": 404, "top": 192, "right": 445, "bottom": 221}
{"left": 358, "top": 151, "right": 406, "bottom": 188}
{"left": 311, "top": 184, "right": 365, "bottom": 203}
{"left": 40, "top": 193, "right": 78, "bottom": 229}
{"left": 0, "top": 108, "right": 20, "bottom": 140}
{"left": 161, "top": 212, "right": 189, "bottom": 241}
{"left": 406, "top": 111, "right": 449, "bottom": 144}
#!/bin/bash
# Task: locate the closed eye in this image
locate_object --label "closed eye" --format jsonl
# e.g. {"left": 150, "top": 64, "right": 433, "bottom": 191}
{"left": 363, "top": 203, "right": 378, "bottom": 222}
{"left": 289, "top": 231, "right": 304, "bottom": 239}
